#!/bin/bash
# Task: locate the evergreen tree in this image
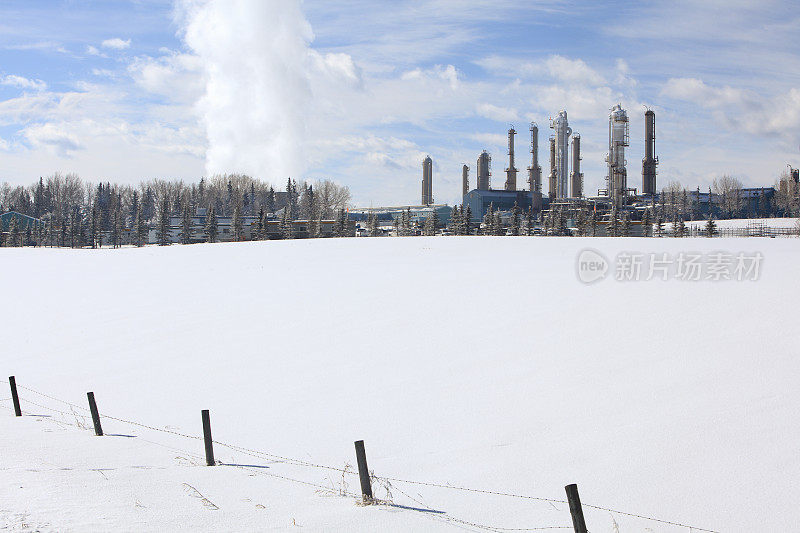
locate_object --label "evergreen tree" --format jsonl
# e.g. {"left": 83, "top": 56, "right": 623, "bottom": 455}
{"left": 232, "top": 204, "right": 243, "bottom": 241}
{"left": 655, "top": 214, "right": 664, "bottom": 237}
{"left": 449, "top": 206, "right": 461, "bottom": 235}
{"left": 7, "top": 216, "right": 19, "bottom": 247}
{"left": 255, "top": 207, "right": 264, "bottom": 240}
{"left": 641, "top": 208, "right": 653, "bottom": 237}
{"left": 266, "top": 187, "right": 276, "bottom": 214}
{"left": 423, "top": 212, "right": 436, "bottom": 236}
{"left": 620, "top": 211, "right": 631, "bottom": 237}
{"left": 281, "top": 207, "right": 294, "bottom": 239}
{"left": 705, "top": 211, "right": 717, "bottom": 237}
{"left": 675, "top": 216, "right": 687, "bottom": 238}
{"left": 510, "top": 202, "right": 521, "bottom": 236}
{"left": 204, "top": 206, "right": 218, "bottom": 243}
{"left": 464, "top": 205, "right": 472, "bottom": 235}
{"left": 526, "top": 206, "right": 534, "bottom": 236}
{"left": 493, "top": 211, "right": 503, "bottom": 236}
{"left": 111, "top": 208, "right": 122, "bottom": 248}
{"left": 367, "top": 212, "right": 378, "bottom": 237}
{"left": 482, "top": 203, "right": 494, "bottom": 235}
{"left": 157, "top": 197, "right": 171, "bottom": 245}
{"left": 180, "top": 203, "right": 192, "bottom": 244}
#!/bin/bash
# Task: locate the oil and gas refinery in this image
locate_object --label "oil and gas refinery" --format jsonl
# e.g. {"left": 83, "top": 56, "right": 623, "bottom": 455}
{"left": 459, "top": 104, "right": 663, "bottom": 226}
{"left": 350, "top": 102, "right": 786, "bottom": 235}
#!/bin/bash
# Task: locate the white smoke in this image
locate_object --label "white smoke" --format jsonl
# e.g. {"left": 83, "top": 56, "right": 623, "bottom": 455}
{"left": 176, "top": 0, "right": 327, "bottom": 181}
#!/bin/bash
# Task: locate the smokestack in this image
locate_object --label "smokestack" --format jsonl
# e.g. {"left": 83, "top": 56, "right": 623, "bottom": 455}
{"left": 527, "top": 123, "right": 542, "bottom": 194}
{"left": 462, "top": 165, "right": 469, "bottom": 197}
{"left": 548, "top": 136, "right": 557, "bottom": 199}
{"left": 570, "top": 134, "right": 582, "bottom": 198}
{"left": 422, "top": 156, "right": 433, "bottom": 205}
{"left": 477, "top": 150, "right": 491, "bottom": 190}
{"left": 642, "top": 109, "right": 658, "bottom": 195}
{"left": 505, "top": 127, "right": 517, "bottom": 191}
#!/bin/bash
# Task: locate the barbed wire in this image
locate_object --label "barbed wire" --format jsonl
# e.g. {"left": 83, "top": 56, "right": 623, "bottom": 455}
{"left": 6, "top": 382, "right": 719, "bottom": 532}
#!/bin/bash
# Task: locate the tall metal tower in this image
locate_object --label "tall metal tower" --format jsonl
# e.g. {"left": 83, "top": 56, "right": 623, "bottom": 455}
{"left": 606, "top": 104, "right": 629, "bottom": 209}
{"left": 642, "top": 109, "right": 658, "bottom": 195}
{"left": 550, "top": 110, "right": 572, "bottom": 198}
{"left": 570, "top": 134, "right": 583, "bottom": 198}
{"left": 462, "top": 164, "right": 470, "bottom": 197}
{"left": 504, "top": 126, "right": 518, "bottom": 191}
{"left": 421, "top": 156, "right": 433, "bottom": 205}
{"left": 548, "top": 136, "right": 557, "bottom": 199}
{"left": 477, "top": 150, "right": 491, "bottom": 190}
{"left": 527, "top": 122, "right": 542, "bottom": 194}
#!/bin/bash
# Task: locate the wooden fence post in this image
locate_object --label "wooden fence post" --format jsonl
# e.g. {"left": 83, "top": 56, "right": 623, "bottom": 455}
{"left": 8, "top": 376, "right": 21, "bottom": 417}
{"left": 565, "top": 484, "right": 587, "bottom": 533}
{"left": 354, "top": 440, "right": 373, "bottom": 503}
{"left": 202, "top": 410, "right": 215, "bottom": 466}
{"left": 86, "top": 392, "right": 103, "bottom": 436}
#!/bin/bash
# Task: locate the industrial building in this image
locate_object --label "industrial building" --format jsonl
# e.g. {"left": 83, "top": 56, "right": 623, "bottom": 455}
{"left": 421, "top": 156, "right": 433, "bottom": 205}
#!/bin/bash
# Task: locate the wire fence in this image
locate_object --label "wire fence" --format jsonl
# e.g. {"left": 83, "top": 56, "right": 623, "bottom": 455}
{"left": 3, "top": 379, "right": 720, "bottom": 533}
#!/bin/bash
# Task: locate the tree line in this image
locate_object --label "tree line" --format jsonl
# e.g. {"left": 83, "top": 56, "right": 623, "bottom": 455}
{"left": 0, "top": 173, "right": 352, "bottom": 247}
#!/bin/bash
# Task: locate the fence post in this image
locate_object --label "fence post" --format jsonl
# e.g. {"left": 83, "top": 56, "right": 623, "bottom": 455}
{"left": 201, "top": 410, "right": 215, "bottom": 466}
{"left": 86, "top": 392, "right": 103, "bottom": 436}
{"left": 354, "top": 440, "right": 373, "bottom": 503}
{"left": 565, "top": 484, "right": 588, "bottom": 533}
{"left": 8, "top": 376, "right": 21, "bottom": 417}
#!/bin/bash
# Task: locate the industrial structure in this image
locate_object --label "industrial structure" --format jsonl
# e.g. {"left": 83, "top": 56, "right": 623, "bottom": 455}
{"left": 642, "top": 109, "right": 658, "bottom": 195}
{"left": 548, "top": 136, "right": 557, "bottom": 199}
{"left": 421, "top": 156, "right": 433, "bottom": 206}
{"left": 606, "top": 104, "right": 630, "bottom": 208}
{"left": 570, "top": 135, "right": 582, "bottom": 198}
{"left": 477, "top": 150, "right": 492, "bottom": 190}
{"left": 504, "top": 127, "right": 518, "bottom": 191}
{"left": 550, "top": 111, "right": 573, "bottom": 199}
{"left": 527, "top": 123, "right": 542, "bottom": 195}
{"left": 462, "top": 165, "right": 470, "bottom": 197}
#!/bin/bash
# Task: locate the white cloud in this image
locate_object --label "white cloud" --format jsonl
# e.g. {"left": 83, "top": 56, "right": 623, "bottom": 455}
{"left": 102, "top": 38, "right": 131, "bottom": 50}
{"left": 1, "top": 74, "right": 47, "bottom": 91}
{"left": 22, "top": 123, "right": 83, "bottom": 156}
{"left": 661, "top": 77, "right": 750, "bottom": 107}
{"left": 476, "top": 103, "right": 519, "bottom": 122}
{"left": 86, "top": 45, "right": 106, "bottom": 57}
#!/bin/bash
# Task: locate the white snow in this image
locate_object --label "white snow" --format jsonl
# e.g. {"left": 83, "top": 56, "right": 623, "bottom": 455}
{"left": 1, "top": 236, "right": 798, "bottom": 532}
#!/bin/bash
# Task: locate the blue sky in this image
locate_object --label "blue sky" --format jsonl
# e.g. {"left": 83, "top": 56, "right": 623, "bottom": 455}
{"left": 0, "top": 0, "right": 798, "bottom": 205}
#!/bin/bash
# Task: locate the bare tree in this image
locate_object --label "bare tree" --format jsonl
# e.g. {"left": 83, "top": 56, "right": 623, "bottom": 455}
{"left": 712, "top": 175, "right": 744, "bottom": 219}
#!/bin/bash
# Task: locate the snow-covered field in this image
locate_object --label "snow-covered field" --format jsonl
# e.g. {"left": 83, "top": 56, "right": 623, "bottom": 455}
{"left": 2, "top": 237, "right": 798, "bottom": 532}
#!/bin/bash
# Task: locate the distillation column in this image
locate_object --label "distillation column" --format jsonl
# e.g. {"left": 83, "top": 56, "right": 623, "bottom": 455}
{"left": 422, "top": 156, "right": 433, "bottom": 205}
{"left": 550, "top": 111, "right": 572, "bottom": 198}
{"left": 642, "top": 109, "right": 658, "bottom": 195}
{"left": 462, "top": 165, "right": 470, "bottom": 197}
{"left": 527, "top": 123, "right": 542, "bottom": 194}
{"left": 606, "top": 104, "right": 629, "bottom": 209}
{"left": 548, "top": 136, "right": 557, "bottom": 199}
{"left": 477, "top": 150, "right": 491, "bottom": 190}
{"left": 505, "top": 127, "right": 518, "bottom": 191}
{"left": 570, "top": 134, "right": 583, "bottom": 198}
